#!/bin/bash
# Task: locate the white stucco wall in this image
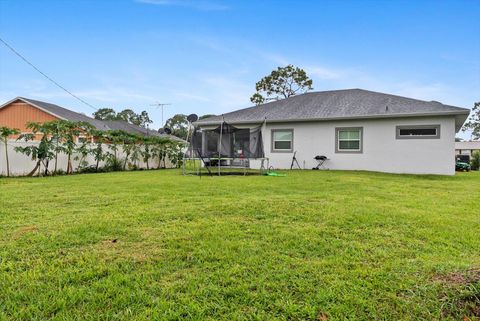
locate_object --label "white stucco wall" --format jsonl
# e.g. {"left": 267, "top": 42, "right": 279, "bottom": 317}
{"left": 0, "top": 141, "right": 176, "bottom": 176}
{"left": 259, "top": 116, "right": 456, "bottom": 175}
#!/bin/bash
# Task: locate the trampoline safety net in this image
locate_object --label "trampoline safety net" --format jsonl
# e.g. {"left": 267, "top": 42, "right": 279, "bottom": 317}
{"left": 183, "top": 121, "right": 266, "bottom": 175}
{"left": 189, "top": 122, "right": 264, "bottom": 159}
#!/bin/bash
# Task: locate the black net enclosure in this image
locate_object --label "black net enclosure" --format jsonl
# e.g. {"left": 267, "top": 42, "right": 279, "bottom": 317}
{"left": 183, "top": 121, "right": 268, "bottom": 176}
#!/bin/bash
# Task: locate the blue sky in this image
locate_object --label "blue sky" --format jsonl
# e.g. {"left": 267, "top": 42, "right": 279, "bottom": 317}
{"left": 0, "top": 0, "right": 479, "bottom": 135}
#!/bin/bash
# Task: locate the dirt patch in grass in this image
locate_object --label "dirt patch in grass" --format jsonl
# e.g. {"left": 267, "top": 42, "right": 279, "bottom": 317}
{"left": 433, "top": 268, "right": 480, "bottom": 286}
{"left": 434, "top": 268, "right": 480, "bottom": 320}
{"left": 90, "top": 238, "right": 163, "bottom": 263}
{"left": 12, "top": 225, "right": 39, "bottom": 239}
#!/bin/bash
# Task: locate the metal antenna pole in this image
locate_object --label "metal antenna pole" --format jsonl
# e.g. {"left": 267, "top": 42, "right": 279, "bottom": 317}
{"left": 150, "top": 102, "right": 172, "bottom": 127}
{"left": 182, "top": 121, "right": 193, "bottom": 176}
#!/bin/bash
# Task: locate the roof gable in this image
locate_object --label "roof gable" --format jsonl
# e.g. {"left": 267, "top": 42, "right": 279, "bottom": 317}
{"left": 0, "top": 97, "right": 64, "bottom": 119}
{"left": 0, "top": 97, "right": 110, "bottom": 130}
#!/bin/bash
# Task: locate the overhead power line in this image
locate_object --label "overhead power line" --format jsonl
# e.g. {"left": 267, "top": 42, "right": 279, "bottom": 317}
{"left": 0, "top": 36, "right": 98, "bottom": 111}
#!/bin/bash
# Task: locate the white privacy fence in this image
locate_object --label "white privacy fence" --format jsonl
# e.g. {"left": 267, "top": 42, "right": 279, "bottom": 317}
{"left": 0, "top": 140, "right": 175, "bottom": 176}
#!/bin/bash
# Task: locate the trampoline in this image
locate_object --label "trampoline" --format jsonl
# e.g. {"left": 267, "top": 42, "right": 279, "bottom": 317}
{"left": 183, "top": 119, "right": 269, "bottom": 176}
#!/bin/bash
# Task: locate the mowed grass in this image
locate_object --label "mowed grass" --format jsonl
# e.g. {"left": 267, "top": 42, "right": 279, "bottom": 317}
{"left": 0, "top": 170, "right": 479, "bottom": 321}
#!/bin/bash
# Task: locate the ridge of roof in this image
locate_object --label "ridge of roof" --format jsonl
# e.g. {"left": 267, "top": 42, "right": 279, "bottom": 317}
{"left": 195, "top": 89, "right": 470, "bottom": 126}
{"left": 13, "top": 96, "right": 110, "bottom": 130}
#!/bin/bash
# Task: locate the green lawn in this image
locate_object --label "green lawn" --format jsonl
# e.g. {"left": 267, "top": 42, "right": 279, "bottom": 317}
{"left": 0, "top": 170, "right": 479, "bottom": 320}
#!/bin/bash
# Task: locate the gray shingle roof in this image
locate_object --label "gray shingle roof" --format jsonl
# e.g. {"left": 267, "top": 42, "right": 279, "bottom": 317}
{"left": 195, "top": 89, "right": 470, "bottom": 129}
{"left": 103, "top": 120, "right": 185, "bottom": 142}
{"left": 0, "top": 97, "right": 184, "bottom": 142}
{"left": 17, "top": 97, "right": 111, "bottom": 130}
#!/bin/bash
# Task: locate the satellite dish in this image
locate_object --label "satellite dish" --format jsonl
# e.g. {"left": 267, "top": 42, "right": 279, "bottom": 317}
{"left": 187, "top": 114, "right": 198, "bottom": 122}
{"left": 163, "top": 127, "right": 172, "bottom": 135}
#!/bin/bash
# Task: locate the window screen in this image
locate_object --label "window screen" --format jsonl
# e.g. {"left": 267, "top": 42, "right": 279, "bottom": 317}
{"left": 272, "top": 130, "right": 293, "bottom": 151}
{"left": 336, "top": 128, "right": 362, "bottom": 153}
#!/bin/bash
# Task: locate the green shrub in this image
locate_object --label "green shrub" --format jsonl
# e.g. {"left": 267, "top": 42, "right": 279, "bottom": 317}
{"left": 54, "top": 169, "right": 66, "bottom": 176}
{"left": 78, "top": 166, "right": 108, "bottom": 174}
{"left": 127, "top": 162, "right": 139, "bottom": 171}
{"left": 471, "top": 151, "right": 480, "bottom": 170}
{"left": 105, "top": 157, "right": 124, "bottom": 172}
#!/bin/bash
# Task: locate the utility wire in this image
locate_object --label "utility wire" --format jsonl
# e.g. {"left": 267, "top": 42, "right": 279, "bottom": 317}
{"left": 0, "top": 36, "right": 98, "bottom": 111}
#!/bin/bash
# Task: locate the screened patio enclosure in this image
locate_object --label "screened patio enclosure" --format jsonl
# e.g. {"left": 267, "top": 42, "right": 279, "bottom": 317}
{"left": 183, "top": 122, "right": 268, "bottom": 175}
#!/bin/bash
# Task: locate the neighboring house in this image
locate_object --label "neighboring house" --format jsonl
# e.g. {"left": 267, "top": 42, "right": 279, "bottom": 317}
{"left": 195, "top": 89, "right": 470, "bottom": 175}
{"left": 0, "top": 97, "right": 181, "bottom": 142}
{"left": 455, "top": 141, "right": 480, "bottom": 161}
{"left": 0, "top": 97, "right": 184, "bottom": 176}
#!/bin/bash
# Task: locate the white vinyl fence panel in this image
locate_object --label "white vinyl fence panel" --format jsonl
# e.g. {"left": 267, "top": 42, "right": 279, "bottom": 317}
{"left": 0, "top": 140, "right": 175, "bottom": 176}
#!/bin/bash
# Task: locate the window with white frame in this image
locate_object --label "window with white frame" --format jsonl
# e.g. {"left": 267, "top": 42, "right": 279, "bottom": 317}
{"left": 336, "top": 127, "right": 363, "bottom": 153}
{"left": 396, "top": 125, "right": 440, "bottom": 139}
{"left": 271, "top": 129, "right": 293, "bottom": 152}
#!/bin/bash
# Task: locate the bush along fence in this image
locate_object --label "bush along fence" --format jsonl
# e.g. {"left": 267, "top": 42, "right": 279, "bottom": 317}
{"left": 0, "top": 121, "right": 185, "bottom": 177}
{"left": 471, "top": 150, "right": 480, "bottom": 170}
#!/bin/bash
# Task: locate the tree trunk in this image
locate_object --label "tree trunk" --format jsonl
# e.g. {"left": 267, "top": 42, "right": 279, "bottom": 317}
{"left": 67, "top": 154, "right": 72, "bottom": 174}
{"left": 96, "top": 159, "right": 100, "bottom": 172}
{"left": 157, "top": 154, "right": 162, "bottom": 169}
{"left": 78, "top": 156, "right": 83, "bottom": 169}
{"left": 4, "top": 140, "right": 10, "bottom": 177}
{"left": 54, "top": 139, "right": 59, "bottom": 175}
{"left": 27, "top": 160, "right": 41, "bottom": 177}
{"left": 123, "top": 152, "right": 130, "bottom": 170}
{"left": 54, "top": 152, "right": 58, "bottom": 174}
{"left": 44, "top": 159, "right": 50, "bottom": 176}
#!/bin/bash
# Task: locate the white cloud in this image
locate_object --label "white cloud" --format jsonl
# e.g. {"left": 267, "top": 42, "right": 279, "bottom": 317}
{"left": 257, "top": 52, "right": 289, "bottom": 66}
{"left": 187, "top": 35, "right": 292, "bottom": 69}
{"left": 391, "top": 83, "right": 450, "bottom": 102}
{"left": 173, "top": 91, "right": 212, "bottom": 103}
{"left": 307, "top": 66, "right": 342, "bottom": 80}
{"left": 135, "top": 0, "right": 229, "bottom": 11}
{"left": 197, "top": 75, "right": 252, "bottom": 112}
{"left": 305, "top": 66, "right": 471, "bottom": 108}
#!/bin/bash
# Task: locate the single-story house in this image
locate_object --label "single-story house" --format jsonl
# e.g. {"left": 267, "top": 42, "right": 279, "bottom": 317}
{"left": 0, "top": 97, "right": 181, "bottom": 142}
{"left": 0, "top": 97, "right": 185, "bottom": 176}
{"left": 195, "top": 89, "right": 470, "bottom": 175}
{"left": 455, "top": 141, "right": 480, "bottom": 162}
